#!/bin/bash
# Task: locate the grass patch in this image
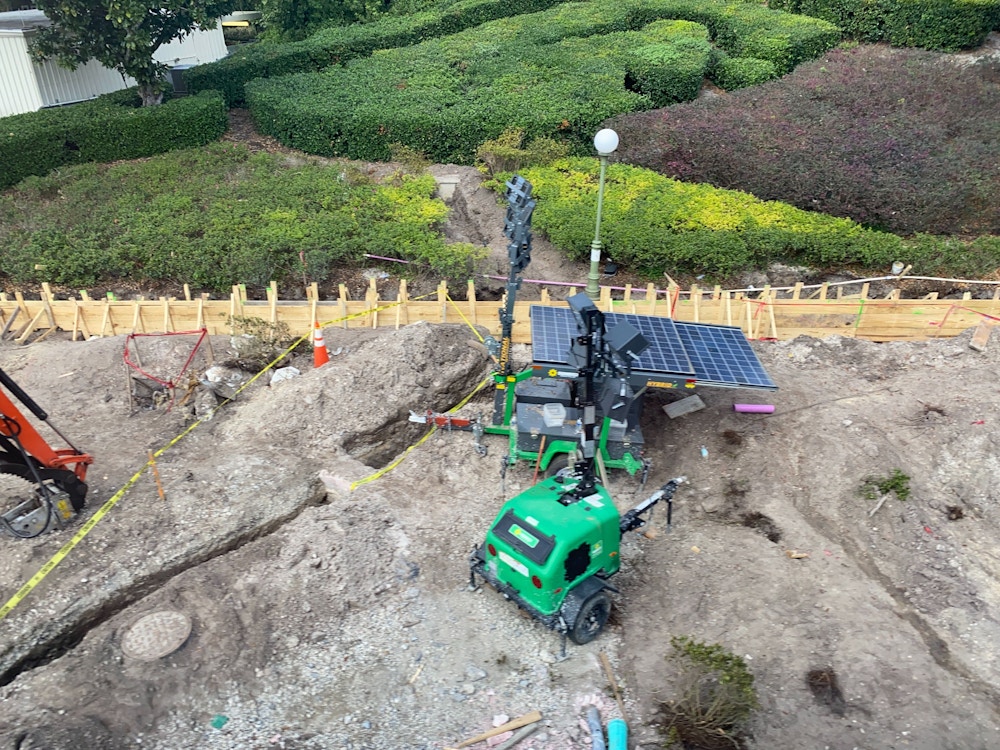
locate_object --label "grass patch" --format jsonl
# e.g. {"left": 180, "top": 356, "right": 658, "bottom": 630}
{"left": 860, "top": 468, "right": 911, "bottom": 502}
{"left": 0, "top": 142, "right": 482, "bottom": 291}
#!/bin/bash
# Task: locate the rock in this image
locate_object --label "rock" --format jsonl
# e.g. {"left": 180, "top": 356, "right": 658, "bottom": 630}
{"left": 465, "top": 665, "right": 488, "bottom": 681}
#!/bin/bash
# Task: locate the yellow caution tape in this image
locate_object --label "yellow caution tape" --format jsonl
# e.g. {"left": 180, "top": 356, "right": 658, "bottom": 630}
{"left": 445, "top": 293, "right": 485, "bottom": 343}
{"left": 0, "top": 293, "right": 437, "bottom": 621}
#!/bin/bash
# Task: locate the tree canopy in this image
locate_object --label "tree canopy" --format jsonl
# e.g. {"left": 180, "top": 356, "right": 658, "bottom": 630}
{"left": 30, "top": 0, "right": 235, "bottom": 106}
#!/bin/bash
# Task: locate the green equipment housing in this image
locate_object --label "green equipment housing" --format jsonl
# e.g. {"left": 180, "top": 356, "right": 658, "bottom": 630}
{"left": 470, "top": 469, "right": 684, "bottom": 645}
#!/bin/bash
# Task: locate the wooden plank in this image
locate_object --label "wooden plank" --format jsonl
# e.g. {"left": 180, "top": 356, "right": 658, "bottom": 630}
{"left": 970, "top": 320, "right": 993, "bottom": 351}
{"left": 40, "top": 283, "right": 57, "bottom": 328}
{"left": 467, "top": 280, "right": 477, "bottom": 326}
{"left": 269, "top": 281, "right": 278, "bottom": 323}
{"left": 599, "top": 285, "right": 612, "bottom": 311}
{"left": 339, "top": 284, "right": 350, "bottom": 329}
{"left": 76, "top": 301, "right": 92, "bottom": 340}
{"left": 161, "top": 297, "right": 174, "bottom": 332}
{"left": 646, "top": 283, "right": 656, "bottom": 315}
{"left": 396, "top": 279, "right": 407, "bottom": 330}
{"left": 368, "top": 277, "right": 379, "bottom": 329}
{"left": 15, "top": 308, "right": 45, "bottom": 344}
{"left": 131, "top": 301, "right": 144, "bottom": 333}
{"left": 0, "top": 307, "right": 19, "bottom": 340}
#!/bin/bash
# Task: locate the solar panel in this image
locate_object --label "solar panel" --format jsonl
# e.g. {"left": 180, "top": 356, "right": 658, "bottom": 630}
{"left": 528, "top": 306, "right": 776, "bottom": 391}
{"left": 609, "top": 312, "right": 693, "bottom": 376}
{"left": 529, "top": 305, "right": 581, "bottom": 367}
{"left": 674, "top": 322, "right": 777, "bottom": 390}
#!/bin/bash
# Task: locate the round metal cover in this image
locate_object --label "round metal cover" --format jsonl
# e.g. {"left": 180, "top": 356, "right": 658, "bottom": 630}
{"left": 120, "top": 610, "right": 192, "bottom": 661}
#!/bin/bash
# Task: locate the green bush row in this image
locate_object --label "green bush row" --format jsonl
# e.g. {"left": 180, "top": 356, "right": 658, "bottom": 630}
{"left": 768, "top": 0, "right": 1000, "bottom": 51}
{"left": 183, "top": 0, "right": 568, "bottom": 106}
{"left": 712, "top": 55, "right": 779, "bottom": 89}
{"left": 623, "top": 0, "right": 842, "bottom": 74}
{"left": 0, "top": 90, "right": 227, "bottom": 190}
{"left": 245, "top": 0, "right": 839, "bottom": 164}
{"left": 503, "top": 159, "right": 904, "bottom": 277}
{"left": 0, "top": 143, "right": 483, "bottom": 290}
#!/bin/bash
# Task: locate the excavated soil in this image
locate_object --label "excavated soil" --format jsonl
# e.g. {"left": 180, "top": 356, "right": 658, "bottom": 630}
{"left": 1, "top": 301, "right": 1000, "bottom": 750}
{"left": 1, "top": 169, "right": 1000, "bottom": 750}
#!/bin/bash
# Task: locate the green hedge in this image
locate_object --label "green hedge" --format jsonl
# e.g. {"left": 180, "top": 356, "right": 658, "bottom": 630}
{"left": 626, "top": 21, "right": 715, "bottom": 105}
{"left": 768, "top": 0, "right": 1000, "bottom": 51}
{"left": 622, "top": 0, "right": 842, "bottom": 74}
{"left": 246, "top": 0, "right": 838, "bottom": 163}
{"left": 712, "top": 56, "right": 779, "bottom": 89}
{"left": 0, "top": 90, "right": 227, "bottom": 190}
{"left": 504, "top": 159, "right": 906, "bottom": 277}
{"left": 184, "top": 0, "right": 568, "bottom": 106}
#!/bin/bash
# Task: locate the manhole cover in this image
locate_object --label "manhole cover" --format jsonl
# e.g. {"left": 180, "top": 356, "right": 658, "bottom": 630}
{"left": 120, "top": 610, "right": 192, "bottom": 661}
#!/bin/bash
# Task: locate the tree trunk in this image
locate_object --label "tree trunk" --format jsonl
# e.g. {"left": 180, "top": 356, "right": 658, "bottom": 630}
{"left": 138, "top": 84, "right": 164, "bottom": 107}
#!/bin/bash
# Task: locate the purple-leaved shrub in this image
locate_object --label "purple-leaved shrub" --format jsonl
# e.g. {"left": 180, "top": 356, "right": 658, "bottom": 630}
{"left": 611, "top": 45, "right": 1000, "bottom": 236}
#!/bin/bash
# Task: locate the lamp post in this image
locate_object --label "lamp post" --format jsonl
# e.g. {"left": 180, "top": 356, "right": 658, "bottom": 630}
{"left": 585, "top": 128, "right": 619, "bottom": 301}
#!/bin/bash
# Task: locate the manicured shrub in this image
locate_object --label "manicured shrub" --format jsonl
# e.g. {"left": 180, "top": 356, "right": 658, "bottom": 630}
{"left": 611, "top": 46, "right": 1000, "bottom": 237}
{"left": 184, "top": 0, "right": 568, "bottom": 106}
{"left": 500, "top": 159, "right": 906, "bottom": 279}
{"left": 625, "top": 22, "right": 714, "bottom": 105}
{"left": 769, "top": 0, "right": 1000, "bottom": 52}
{"left": 245, "top": 0, "right": 838, "bottom": 163}
{"left": 713, "top": 56, "right": 779, "bottom": 89}
{"left": 475, "top": 128, "right": 571, "bottom": 176}
{"left": 0, "top": 90, "right": 227, "bottom": 189}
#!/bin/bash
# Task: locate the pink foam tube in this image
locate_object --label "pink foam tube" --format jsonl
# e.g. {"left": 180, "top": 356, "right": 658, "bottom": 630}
{"left": 734, "top": 403, "right": 775, "bottom": 414}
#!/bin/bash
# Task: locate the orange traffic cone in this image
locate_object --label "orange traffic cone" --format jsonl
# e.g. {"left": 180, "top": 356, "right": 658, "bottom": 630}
{"left": 313, "top": 322, "right": 330, "bottom": 368}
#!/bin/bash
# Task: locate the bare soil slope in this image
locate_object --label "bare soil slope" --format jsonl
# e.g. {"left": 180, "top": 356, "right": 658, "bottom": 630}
{"left": 0, "top": 314, "right": 999, "bottom": 750}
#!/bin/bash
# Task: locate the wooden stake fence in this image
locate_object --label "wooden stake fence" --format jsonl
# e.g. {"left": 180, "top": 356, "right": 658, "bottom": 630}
{"left": 1, "top": 280, "right": 998, "bottom": 346}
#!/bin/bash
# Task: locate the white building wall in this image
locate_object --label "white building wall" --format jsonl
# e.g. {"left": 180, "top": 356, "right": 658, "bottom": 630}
{"left": 34, "top": 54, "right": 130, "bottom": 109}
{"left": 0, "top": 33, "right": 43, "bottom": 118}
{"left": 0, "top": 16, "right": 227, "bottom": 118}
{"left": 154, "top": 23, "right": 228, "bottom": 68}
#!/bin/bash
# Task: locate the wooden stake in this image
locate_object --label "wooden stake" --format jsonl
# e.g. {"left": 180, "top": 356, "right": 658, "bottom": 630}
{"left": 161, "top": 297, "right": 173, "bottom": 332}
{"left": 368, "top": 277, "right": 379, "bottom": 329}
{"left": 467, "top": 279, "right": 478, "bottom": 326}
{"left": 40, "top": 283, "right": 56, "bottom": 328}
{"left": 0, "top": 307, "right": 19, "bottom": 340}
{"left": 445, "top": 711, "right": 542, "bottom": 750}
{"left": 15, "top": 308, "right": 45, "bottom": 344}
{"left": 148, "top": 451, "right": 166, "bottom": 501}
{"left": 339, "top": 283, "right": 349, "bottom": 329}
{"left": 600, "top": 651, "right": 627, "bottom": 722}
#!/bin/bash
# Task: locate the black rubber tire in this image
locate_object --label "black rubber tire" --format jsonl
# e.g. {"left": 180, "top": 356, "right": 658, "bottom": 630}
{"left": 544, "top": 455, "right": 570, "bottom": 478}
{"left": 570, "top": 590, "right": 612, "bottom": 645}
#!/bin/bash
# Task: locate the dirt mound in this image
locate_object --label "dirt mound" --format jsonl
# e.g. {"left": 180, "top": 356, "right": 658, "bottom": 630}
{"left": 2, "top": 323, "right": 1000, "bottom": 750}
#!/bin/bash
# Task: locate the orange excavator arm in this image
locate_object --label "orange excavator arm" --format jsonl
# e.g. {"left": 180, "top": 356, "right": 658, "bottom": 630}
{"left": 0, "top": 368, "right": 92, "bottom": 482}
{"left": 0, "top": 368, "right": 93, "bottom": 538}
